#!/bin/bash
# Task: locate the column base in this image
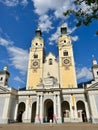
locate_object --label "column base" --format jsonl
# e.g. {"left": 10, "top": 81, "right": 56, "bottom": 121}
{"left": 0, "top": 119, "right": 8, "bottom": 124}
{"left": 23, "top": 119, "right": 31, "bottom": 123}
{"left": 56, "top": 117, "right": 62, "bottom": 124}
{"left": 53, "top": 117, "right": 62, "bottom": 124}
{"left": 35, "top": 118, "right": 41, "bottom": 124}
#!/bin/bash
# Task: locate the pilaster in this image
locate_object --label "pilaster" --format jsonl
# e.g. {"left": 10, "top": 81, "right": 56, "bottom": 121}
{"left": 57, "top": 94, "right": 62, "bottom": 123}
{"left": 23, "top": 96, "right": 32, "bottom": 123}
{"left": 35, "top": 95, "right": 40, "bottom": 123}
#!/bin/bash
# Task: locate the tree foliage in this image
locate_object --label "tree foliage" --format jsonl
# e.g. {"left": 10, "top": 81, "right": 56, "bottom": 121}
{"left": 64, "top": 0, "right": 98, "bottom": 35}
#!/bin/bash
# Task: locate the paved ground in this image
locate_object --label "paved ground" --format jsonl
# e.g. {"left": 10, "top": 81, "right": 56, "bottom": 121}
{"left": 0, "top": 123, "right": 98, "bottom": 130}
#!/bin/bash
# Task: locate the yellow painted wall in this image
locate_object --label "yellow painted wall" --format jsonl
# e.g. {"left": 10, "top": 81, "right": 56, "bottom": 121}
{"left": 26, "top": 37, "right": 44, "bottom": 90}
{"left": 58, "top": 35, "right": 77, "bottom": 88}
{"left": 26, "top": 69, "right": 41, "bottom": 89}
{"left": 60, "top": 67, "right": 77, "bottom": 88}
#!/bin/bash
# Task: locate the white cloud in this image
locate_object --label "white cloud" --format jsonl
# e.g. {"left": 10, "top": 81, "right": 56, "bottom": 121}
{"left": 76, "top": 67, "right": 93, "bottom": 80}
{"left": 71, "top": 36, "right": 79, "bottom": 41}
{"left": 0, "top": 37, "right": 14, "bottom": 46}
{"left": 0, "top": 35, "right": 29, "bottom": 75}
{"left": 33, "top": 0, "right": 74, "bottom": 17}
{"left": 32, "top": 0, "right": 76, "bottom": 33}
{"left": 39, "top": 15, "right": 53, "bottom": 32}
{"left": 14, "top": 76, "right": 25, "bottom": 84}
{"left": 49, "top": 22, "right": 78, "bottom": 45}
{"left": 49, "top": 26, "right": 60, "bottom": 45}
{"left": 21, "top": 0, "right": 28, "bottom": 6}
{"left": 7, "top": 46, "right": 29, "bottom": 75}
{"left": 0, "top": 0, "right": 28, "bottom": 7}
{"left": 0, "top": 0, "right": 19, "bottom": 7}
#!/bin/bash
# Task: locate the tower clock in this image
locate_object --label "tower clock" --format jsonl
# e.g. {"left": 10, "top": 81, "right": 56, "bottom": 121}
{"left": 58, "top": 25, "right": 77, "bottom": 88}
{"left": 26, "top": 27, "right": 44, "bottom": 90}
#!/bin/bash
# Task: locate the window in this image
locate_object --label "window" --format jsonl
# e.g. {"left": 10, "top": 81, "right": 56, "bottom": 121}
{"left": 63, "top": 50, "right": 68, "bottom": 56}
{"left": 49, "top": 58, "right": 53, "bottom": 65}
{"left": 36, "top": 43, "right": 38, "bottom": 46}
{"left": 34, "top": 54, "right": 38, "bottom": 58}
{"left": 64, "top": 40, "right": 66, "bottom": 43}
{"left": 0, "top": 77, "right": 3, "bottom": 81}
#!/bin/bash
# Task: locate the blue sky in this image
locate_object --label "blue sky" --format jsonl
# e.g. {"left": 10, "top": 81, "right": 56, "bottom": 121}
{"left": 0, "top": 0, "right": 98, "bottom": 89}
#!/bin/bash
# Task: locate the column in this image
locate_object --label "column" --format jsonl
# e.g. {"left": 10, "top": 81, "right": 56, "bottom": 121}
{"left": 2, "top": 95, "right": 11, "bottom": 123}
{"left": 40, "top": 95, "right": 43, "bottom": 123}
{"left": 85, "top": 101, "right": 90, "bottom": 122}
{"left": 71, "top": 95, "right": 77, "bottom": 122}
{"left": 57, "top": 94, "right": 62, "bottom": 123}
{"left": 23, "top": 96, "right": 32, "bottom": 123}
{"left": 35, "top": 95, "right": 40, "bottom": 123}
{"left": 14, "top": 102, "right": 18, "bottom": 121}
{"left": 53, "top": 94, "right": 56, "bottom": 123}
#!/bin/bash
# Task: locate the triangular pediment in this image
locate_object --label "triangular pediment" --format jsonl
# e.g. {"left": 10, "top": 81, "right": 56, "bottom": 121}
{"left": 88, "top": 82, "right": 98, "bottom": 89}
{"left": 46, "top": 52, "right": 56, "bottom": 60}
{"left": 0, "top": 86, "right": 9, "bottom": 93}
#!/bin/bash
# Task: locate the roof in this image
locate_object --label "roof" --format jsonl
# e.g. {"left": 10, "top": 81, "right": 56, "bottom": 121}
{"left": 0, "top": 70, "right": 10, "bottom": 76}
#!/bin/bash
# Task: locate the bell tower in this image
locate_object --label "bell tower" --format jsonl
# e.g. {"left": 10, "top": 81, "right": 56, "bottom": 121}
{"left": 58, "top": 24, "right": 77, "bottom": 88}
{"left": 26, "top": 27, "right": 44, "bottom": 90}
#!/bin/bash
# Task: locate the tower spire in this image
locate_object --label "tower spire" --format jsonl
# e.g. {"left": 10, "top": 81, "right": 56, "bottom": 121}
{"left": 3, "top": 65, "right": 8, "bottom": 71}
{"left": 35, "top": 24, "right": 42, "bottom": 37}
{"left": 61, "top": 20, "right": 67, "bottom": 35}
{"left": 92, "top": 54, "right": 97, "bottom": 65}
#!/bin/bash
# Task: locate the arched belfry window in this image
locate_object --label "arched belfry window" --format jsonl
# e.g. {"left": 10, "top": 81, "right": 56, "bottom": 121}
{"left": 49, "top": 58, "right": 53, "bottom": 65}
{"left": 34, "top": 54, "right": 38, "bottom": 58}
{"left": 63, "top": 50, "right": 68, "bottom": 56}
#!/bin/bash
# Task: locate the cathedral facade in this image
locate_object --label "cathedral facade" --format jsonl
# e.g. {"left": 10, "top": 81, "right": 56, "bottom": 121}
{"left": 0, "top": 25, "right": 98, "bottom": 124}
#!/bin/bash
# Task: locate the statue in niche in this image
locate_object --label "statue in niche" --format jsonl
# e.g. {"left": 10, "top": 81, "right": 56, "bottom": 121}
{"left": 47, "top": 72, "right": 50, "bottom": 77}
{"left": 39, "top": 78, "right": 43, "bottom": 84}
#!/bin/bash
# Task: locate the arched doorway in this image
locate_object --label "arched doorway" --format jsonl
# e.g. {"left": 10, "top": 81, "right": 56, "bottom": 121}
{"left": 31, "top": 102, "right": 36, "bottom": 122}
{"left": 61, "top": 101, "right": 70, "bottom": 122}
{"left": 44, "top": 99, "right": 53, "bottom": 122}
{"left": 17, "top": 102, "right": 25, "bottom": 122}
{"left": 77, "top": 100, "right": 87, "bottom": 122}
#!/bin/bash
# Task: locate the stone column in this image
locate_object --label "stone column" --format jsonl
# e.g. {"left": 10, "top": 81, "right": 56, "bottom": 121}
{"left": 71, "top": 95, "right": 77, "bottom": 122}
{"left": 2, "top": 95, "right": 11, "bottom": 123}
{"left": 35, "top": 95, "right": 40, "bottom": 123}
{"left": 57, "top": 94, "right": 62, "bottom": 123}
{"left": 40, "top": 95, "right": 43, "bottom": 123}
{"left": 14, "top": 102, "right": 18, "bottom": 121}
{"left": 23, "top": 96, "right": 32, "bottom": 123}
{"left": 85, "top": 101, "right": 90, "bottom": 122}
{"left": 53, "top": 94, "right": 57, "bottom": 123}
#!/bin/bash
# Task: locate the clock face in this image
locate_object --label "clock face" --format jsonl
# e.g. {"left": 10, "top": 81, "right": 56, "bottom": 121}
{"left": 33, "top": 61, "right": 38, "bottom": 66}
{"left": 63, "top": 59, "right": 70, "bottom": 64}
{"left": 32, "top": 60, "right": 39, "bottom": 69}
{"left": 62, "top": 57, "right": 71, "bottom": 66}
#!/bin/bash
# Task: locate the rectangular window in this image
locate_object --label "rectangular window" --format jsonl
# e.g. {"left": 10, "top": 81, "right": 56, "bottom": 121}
{"left": 49, "top": 59, "right": 53, "bottom": 65}
{"left": 34, "top": 54, "right": 38, "bottom": 58}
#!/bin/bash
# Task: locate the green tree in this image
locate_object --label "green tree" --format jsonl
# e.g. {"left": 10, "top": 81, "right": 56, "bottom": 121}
{"left": 64, "top": 0, "right": 98, "bottom": 35}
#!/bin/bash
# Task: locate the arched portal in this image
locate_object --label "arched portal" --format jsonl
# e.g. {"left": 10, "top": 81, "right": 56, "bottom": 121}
{"left": 44, "top": 99, "right": 53, "bottom": 122}
{"left": 77, "top": 100, "right": 87, "bottom": 122}
{"left": 61, "top": 101, "right": 70, "bottom": 122}
{"left": 31, "top": 102, "right": 36, "bottom": 122}
{"left": 17, "top": 102, "right": 25, "bottom": 122}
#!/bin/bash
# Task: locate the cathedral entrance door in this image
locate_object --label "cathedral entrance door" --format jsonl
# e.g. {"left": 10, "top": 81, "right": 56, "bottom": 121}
{"left": 44, "top": 99, "right": 53, "bottom": 123}
{"left": 17, "top": 102, "right": 25, "bottom": 122}
{"left": 82, "top": 110, "right": 87, "bottom": 122}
